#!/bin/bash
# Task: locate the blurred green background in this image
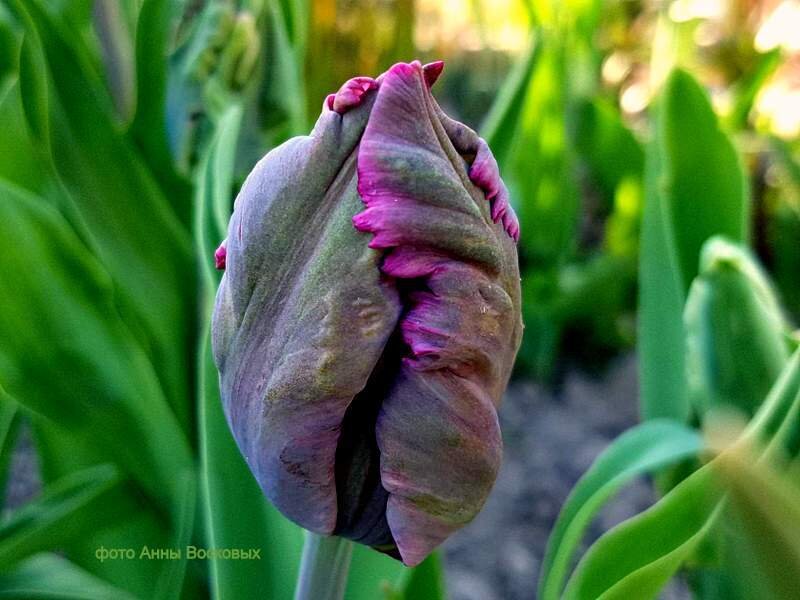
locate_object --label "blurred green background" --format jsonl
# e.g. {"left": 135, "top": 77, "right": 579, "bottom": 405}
{"left": 0, "top": 0, "right": 799, "bottom": 598}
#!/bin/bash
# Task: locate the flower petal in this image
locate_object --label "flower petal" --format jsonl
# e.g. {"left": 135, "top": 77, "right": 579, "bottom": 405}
{"left": 355, "top": 61, "right": 523, "bottom": 564}
{"left": 212, "top": 86, "right": 401, "bottom": 535}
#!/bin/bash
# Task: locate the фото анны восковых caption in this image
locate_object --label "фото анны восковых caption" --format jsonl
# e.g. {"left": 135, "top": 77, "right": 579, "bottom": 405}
{"left": 211, "top": 60, "right": 522, "bottom": 567}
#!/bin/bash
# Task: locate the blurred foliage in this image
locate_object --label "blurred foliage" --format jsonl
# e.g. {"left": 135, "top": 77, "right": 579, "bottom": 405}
{"left": 0, "top": 0, "right": 799, "bottom": 598}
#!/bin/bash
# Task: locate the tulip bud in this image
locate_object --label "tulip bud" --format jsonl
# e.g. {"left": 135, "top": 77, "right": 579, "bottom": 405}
{"left": 212, "top": 61, "right": 523, "bottom": 566}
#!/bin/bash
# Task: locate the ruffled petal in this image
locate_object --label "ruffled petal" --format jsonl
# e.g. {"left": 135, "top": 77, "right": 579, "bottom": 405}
{"left": 355, "top": 61, "right": 523, "bottom": 564}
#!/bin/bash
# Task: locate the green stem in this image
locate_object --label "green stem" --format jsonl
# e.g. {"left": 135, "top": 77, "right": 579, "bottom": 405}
{"left": 293, "top": 532, "right": 353, "bottom": 600}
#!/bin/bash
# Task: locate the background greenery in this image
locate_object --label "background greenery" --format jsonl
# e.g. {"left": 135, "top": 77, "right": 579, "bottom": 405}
{"left": 0, "top": 0, "right": 798, "bottom": 598}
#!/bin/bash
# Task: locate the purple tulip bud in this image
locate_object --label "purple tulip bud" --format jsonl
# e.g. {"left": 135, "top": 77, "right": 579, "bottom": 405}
{"left": 212, "top": 61, "right": 522, "bottom": 566}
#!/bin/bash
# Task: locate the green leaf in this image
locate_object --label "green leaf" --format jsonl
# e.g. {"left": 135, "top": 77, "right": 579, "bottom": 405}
{"left": 0, "top": 553, "right": 138, "bottom": 600}
{"left": 539, "top": 419, "right": 703, "bottom": 600}
{"left": 638, "top": 122, "right": 688, "bottom": 421}
{"left": 152, "top": 470, "right": 196, "bottom": 600}
{"left": 27, "top": 415, "right": 187, "bottom": 598}
{"left": 129, "top": 0, "right": 189, "bottom": 212}
{"left": 16, "top": 7, "right": 49, "bottom": 151}
{"left": 12, "top": 0, "right": 194, "bottom": 426}
{"left": 344, "top": 546, "right": 405, "bottom": 600}
{"left": 0, "top": 386, "right": 20, "bottom": 508}
{"left": 685, "top": 237, "right": 791, "bottom": 418}
{"left": 659, "top": 69, "right": 750, "bottom": 290}
{"left": 639, "top": 68, "right": 750, "bottom": 421}
{"left": 262, "top": 0, "right": 307, "bottom": 137}
{"left": 195, "top": 105, "right": 303, "bottom": 600}
{"left": 562, "top": 460, "right": 723, "bottom": 600}
{"left": 0, "top": 464, "right": 121, "bottom": 568}
{"left": 0, "top": 78, "right": 50, "bottom": 195}
{"left": 0, "top": 179, "right": 193, "bottom": 512}
{"left": 93, "top": 0, "right": 135, "bottom": 122}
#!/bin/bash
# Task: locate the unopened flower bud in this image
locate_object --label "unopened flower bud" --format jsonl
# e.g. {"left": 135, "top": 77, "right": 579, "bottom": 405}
{"left": 212, "top": 61, "right": 523, "bottom": 566}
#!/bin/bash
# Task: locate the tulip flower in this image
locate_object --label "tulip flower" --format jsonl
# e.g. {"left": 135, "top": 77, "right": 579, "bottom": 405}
{"left": 212, "top": 60, "right": 522, "bottom": 567}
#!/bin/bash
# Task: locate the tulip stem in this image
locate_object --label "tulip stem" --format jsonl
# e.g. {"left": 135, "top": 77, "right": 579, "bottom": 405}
{"left": 293, "top": 532, "right": 353, "bottom": 600}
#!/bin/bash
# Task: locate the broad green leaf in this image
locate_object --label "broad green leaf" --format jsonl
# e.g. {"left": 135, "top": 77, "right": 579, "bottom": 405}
{"left": 262, "top": 0, "right": 307, "bottom": 137}
{"left": 13, "top": 0, "right": 193, "bottom": 426}
{"left": 0, "top": 464, "right": 121, "bottom": 567}
{"left": 0, "top": 553, "right": 138, "bottom": 599}
{"left": 659, "top": 69, "right": 750, "bottom": 290}
{"left": 0, "top": 179, "right": 193, "bottom": 512}
{"left": 638, "top": 119, "right": 687, "bottom": 421}
{"left": 539, "top": 419, "right": 703, "bottom": 600}
{"left": 685, "top": 237, "right": 791, "bottom": 418}
{"left": 196, "top": 105, "right": 303, "bottom": 600}
{"left": 504, "top": 37, "right": 580, "bottom": 267}
{"left": 639, "top": 68, "right": 750, "bottom": 421}
{"left": 16, "top": 8, "right": 49, "bottom": 151}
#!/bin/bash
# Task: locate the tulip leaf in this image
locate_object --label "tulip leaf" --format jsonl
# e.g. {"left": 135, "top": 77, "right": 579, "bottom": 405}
{"left": 0, "top": 464, "right": 122, "bottom": 568}
{"left": 262, "top": 0, "right": 308, "bottom": 138}
{"left": 0, "top": 79, "right": 48, "bottom": 195}
{"left": 196, "top": 105, "right": 303, "bottom": 600}
{"left": 639, "top": 68, "right": 749, "bottom": 421}
{"left": 0, "top": 553, "right": 138, "bottom": 600}
{"left": 539, "top": 419, "right": 703, "bottom": 600}
{"left": 14, "top": 6, "right": 49, "bottom": 152}
{"left": 12, "top": 0, "right": 194, "bottom": 427}
{"left": 562, "top": 460, "right": 723, "bottom": 600}
{"left": 152, "top": 469, "right": 196, "bottom": 600}
{"left": 562, "top": 349, "right": 800, "bottom": 599}
{"left": 130, "top": 0, "right": 189, "bottom": 212}
{"left": 0, "top": 178, "right": 193, "bottom": 512}
{"left": 28, "top": 415, "right": 185, "bottom": 598}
